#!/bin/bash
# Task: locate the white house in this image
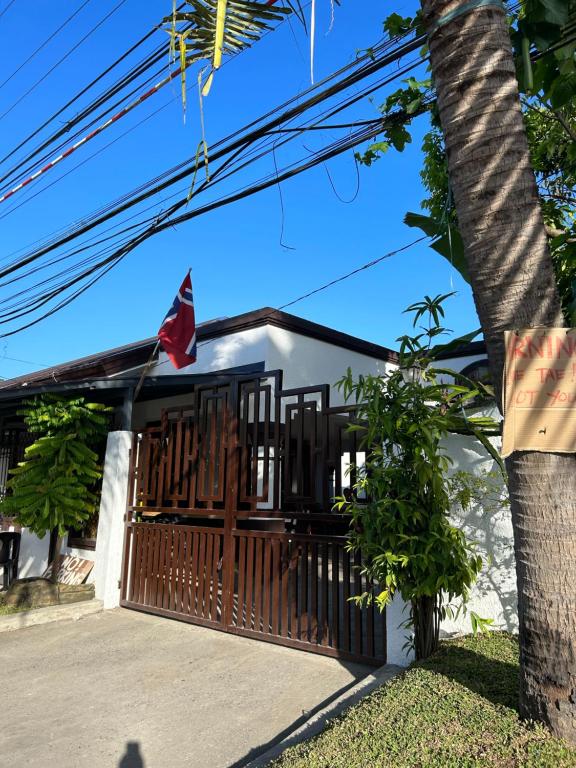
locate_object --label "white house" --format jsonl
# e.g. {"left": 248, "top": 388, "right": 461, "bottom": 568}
{"left": 0, "top": 308, "right": 513, "bottom": 666}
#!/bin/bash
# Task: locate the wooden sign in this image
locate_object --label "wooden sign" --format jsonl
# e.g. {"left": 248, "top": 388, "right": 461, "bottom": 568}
{"left": 43, "top": 555, "right": 94, "bottom": 585}
{"left": 502, "top": 328, "right": 576, "bottom": 457}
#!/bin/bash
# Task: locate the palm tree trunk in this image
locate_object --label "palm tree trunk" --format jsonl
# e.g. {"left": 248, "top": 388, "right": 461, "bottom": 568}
{"left": 420, "top": 0, "right": 576, "bottom": 741}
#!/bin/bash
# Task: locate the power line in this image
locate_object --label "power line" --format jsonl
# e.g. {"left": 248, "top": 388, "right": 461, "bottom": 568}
{"left": 277, "top": 237, "right": 428, "bottom": 310}
{"left": 0, "top": 13, "right": 167, "bottom": 172}
{"left": 0, "top": 99, "right": 429, "bottom": 335}
{"left": 0, "top": 0, "right": 130, "bottom": 123}
{"left": 0, "top": 33, "right": 425, "bottom": 279}
{"left": 0, "top": 30, "right": 429, "bottom": 336}
{"left": 0, "top": 0, "right": 16, "bottom": 20}
{"left": 0, "top": 61, "right": 185, "bottom": 204}
{"left": 0, "top": 0, "right": 94, "bottom": 92}
{"left": 0, "top": 1, "right": 314, "bottom": 201}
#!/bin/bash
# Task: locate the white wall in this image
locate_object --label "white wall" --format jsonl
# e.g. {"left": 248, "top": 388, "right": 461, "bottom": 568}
{"left": 266, "top": 326, "right": 394, "bottom": 404}
{"left": 436, "top": 352, "right": 517, "bottom": 636}
{"left": 441, "top": 429, "right": 517, "bottom": 637}
{"left": 149, "top": 326, "right": 269, "bottom": 378}
{"left": 92, "top": 430, "right": 132, "bottom": 608}
{"left": 14, "top": 528, "right": 50, "bottom": 579}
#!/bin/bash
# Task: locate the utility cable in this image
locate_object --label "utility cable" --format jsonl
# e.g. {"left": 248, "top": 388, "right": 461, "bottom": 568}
{"left": 0, "top": 0, "right": 94, "bottom": 92}
{"left": 0, "top": 33, "right": 425, "bottom": 275}
{"left": 0, "top": 7, "right": 183, "bottom": 169}
{"left": 0, "top": 0, "right": 130, "bottom": 123}
{"left": 0, "top": 0, "right": 16, "bottom": 20}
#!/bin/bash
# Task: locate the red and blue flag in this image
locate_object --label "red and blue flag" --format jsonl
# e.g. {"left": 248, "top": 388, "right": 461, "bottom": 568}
{"left": 158, "top": 272, "right": 197, "bottom": 369}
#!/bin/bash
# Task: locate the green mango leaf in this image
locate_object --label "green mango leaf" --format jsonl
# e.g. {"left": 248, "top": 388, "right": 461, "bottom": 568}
{"left": 404, "top": 212, "right": 469, "bottom": 282}
{"left": 427, "top": 328, "right": 482, "bottom": 358}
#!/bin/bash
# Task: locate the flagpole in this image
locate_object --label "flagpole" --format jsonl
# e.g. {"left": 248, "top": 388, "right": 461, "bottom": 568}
{"left": 133, "top": 339, "right": 161, "bottom": 402}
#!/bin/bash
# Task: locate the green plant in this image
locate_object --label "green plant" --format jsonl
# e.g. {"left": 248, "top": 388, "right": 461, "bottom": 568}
{"left": 336, "top": 294, "right": 501, "bottom": 659}
{"left": 0, "top": 395, "right": 111, "bottom": 582}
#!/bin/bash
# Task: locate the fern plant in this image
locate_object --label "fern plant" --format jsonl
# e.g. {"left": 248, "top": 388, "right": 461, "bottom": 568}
{"left": 0, "top": 395, "right": 111, "bottom": 583}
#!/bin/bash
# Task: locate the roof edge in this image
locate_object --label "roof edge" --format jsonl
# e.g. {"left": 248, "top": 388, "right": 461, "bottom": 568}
{"left": 0, "top": 307, "right": 397, "bottom": 391}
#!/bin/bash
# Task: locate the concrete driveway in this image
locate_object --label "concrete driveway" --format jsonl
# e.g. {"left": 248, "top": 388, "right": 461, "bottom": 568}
{"left": 1, "top": 608, "right": 369, "bottom": 768}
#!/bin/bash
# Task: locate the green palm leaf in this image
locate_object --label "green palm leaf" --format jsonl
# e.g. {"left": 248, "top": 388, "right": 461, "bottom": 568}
{"left": 164, "top": 0, "right": 293, "bottom": 95}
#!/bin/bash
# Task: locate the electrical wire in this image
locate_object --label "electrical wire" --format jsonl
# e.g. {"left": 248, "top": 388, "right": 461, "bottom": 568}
{"left": 0, "top": 3, "right": 422, "bottom": 200}
{"left": 0, "top": 7, "right": 183, "bottom": 170}
{"left": 0, "top": 0, "right": 130, "bottom": 123}
{"left": 0, "top": 0, "right": 94, "bottom": 92}
{"left": 0, "top": 0, "right": 16, "bottom": 20}
{"left": 0, "top": 98, "right": 430, "bottom": 335}
{"left": 0, "top": 33, "right": 425, "bottom": 281}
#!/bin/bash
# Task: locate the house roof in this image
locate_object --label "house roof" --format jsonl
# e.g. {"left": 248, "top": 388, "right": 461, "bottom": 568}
{"left": 0, "top": 307, "right": 397, "bottom": 393}
{"left": 435, "top": 339, "right": 487, "bottom": 360}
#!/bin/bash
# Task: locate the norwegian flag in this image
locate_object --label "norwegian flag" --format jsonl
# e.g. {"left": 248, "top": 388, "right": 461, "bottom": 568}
{"left": 158, "top": 272, "right": 197, "bottom": 369}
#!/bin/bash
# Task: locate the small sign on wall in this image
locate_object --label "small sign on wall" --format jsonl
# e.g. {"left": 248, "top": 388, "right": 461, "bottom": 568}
{"left": 43, "top": 555, "right": 94, "bottom": 585}
{"left": 502, "top": 328, "right": 576, "bottom": 457}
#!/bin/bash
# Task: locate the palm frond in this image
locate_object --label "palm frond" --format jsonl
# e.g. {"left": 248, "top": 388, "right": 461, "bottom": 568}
{"left": 164, "top": 0, "right": 292, "bottom": 95}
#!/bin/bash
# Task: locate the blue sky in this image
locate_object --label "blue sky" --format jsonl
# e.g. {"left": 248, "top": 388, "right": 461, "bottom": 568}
{"left": 0, "top": 0, "right": 478, "bottom": 380}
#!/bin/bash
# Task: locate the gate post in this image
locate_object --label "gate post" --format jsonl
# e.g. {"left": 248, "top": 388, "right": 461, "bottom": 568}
{"left": 93, "top": 430, "right": 132, "bottom": 608}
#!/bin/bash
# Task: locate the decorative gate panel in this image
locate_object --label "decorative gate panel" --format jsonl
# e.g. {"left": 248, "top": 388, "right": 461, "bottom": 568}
{"left": 123, "top": 523, "right": 224, "bottom": 628}
{"left": 121, "top": 371, "right": 387, "bottom": 665}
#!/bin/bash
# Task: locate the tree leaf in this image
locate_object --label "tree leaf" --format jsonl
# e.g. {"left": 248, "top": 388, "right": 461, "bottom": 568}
{"left": 404, "top": 212, "right": 469, "bottom": 282}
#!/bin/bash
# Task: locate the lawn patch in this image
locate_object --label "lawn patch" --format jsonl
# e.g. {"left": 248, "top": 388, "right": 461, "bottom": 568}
{"left": 269, "top": 634, "right": 576, "bottom": 767}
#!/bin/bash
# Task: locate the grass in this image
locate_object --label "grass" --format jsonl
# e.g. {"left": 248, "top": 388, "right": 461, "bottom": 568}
{"left": 0, "top": 595, "right": 32, "bottom": 615}
{"left": 269, "top": 633, "right": 576, "bottom": 768}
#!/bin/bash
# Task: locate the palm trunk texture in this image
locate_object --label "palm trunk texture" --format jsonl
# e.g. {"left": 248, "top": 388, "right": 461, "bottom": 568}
{"left": 420, "top": 0, "right": 576, "bottom": 740}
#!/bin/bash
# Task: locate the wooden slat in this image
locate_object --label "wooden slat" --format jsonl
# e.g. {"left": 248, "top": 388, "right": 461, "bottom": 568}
{"left": 343, "top": 547, "right": 351, "bottom": 653}
{"left": 210, "top": 533, "right": 221, "bottom": 622}
{"left": 173, "top": 419, "right": 183, "bottom": 498}
{"left": 170, "top": 527, "right": 181, "bottom": 613}
{"left": 162, "top": 527, "right": 172, "bottom": 611}
{"left": 245, "top": 536, "right": 255, "bottom": 630}
{"left": 138, "top": 525, "right": 148, "bottom": 605}
{"left": 289, "top": 543, "right": 299, "bottom": 640}
{"left": 366, "top": 574, "right": 375, "bottom": 660}
{"left": 165, "top": 422, "right": 175, "bottom": 501}
{"left": 310, "top": 542, "right": 319, "bottom": 645}
{"left": 280, "top": 540, "right": 289, "bottom": 637}
{"left": 203, "top": 533, "right": 214, "bottom": 619}
{"left": 332, "top": 543, "right": 340, "bottom": 650}
{"left": 189, "top": 530, "right": 200, "bottom": 616}
{"left": 236, "top": 535, "right": 247, "bottom": 628}
{"left": 320, "top": 543, "right": 329, "bottom": 646}
{"left": 253, "top": 537, "right": 263, "bottom": 633}
{"left": 128, "top": 526, "right": 139, "bottom": 602}
{"left": 299, "top": 542, "right": 308, "bottom": 642}
{"left": 149, "top": 526, "right": 160, "bottom": 608}
{"left": 271, "top": 539, "right": 280, "bottom": 636}
{"left": 354, "top": 549, "right": 362, "bottom": 658}
{"left": 182, "top": 528, "right": 192, "bottom": 615}
{"left": 196, "top": 533, "right": 207, "bottom": 618}
{"left": 262, "top": 538, "right": 271, "bottom": 634}
{"left": 156, "top": 526, "right": 166, "bottom": 609}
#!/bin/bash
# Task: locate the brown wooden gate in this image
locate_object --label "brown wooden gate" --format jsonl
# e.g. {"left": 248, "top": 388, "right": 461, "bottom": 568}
{"left": 120, "top": 371, "right": 386, "bottom": 665}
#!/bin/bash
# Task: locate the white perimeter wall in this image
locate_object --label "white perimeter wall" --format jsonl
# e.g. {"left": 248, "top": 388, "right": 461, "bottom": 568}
{"left": 437, "top": 354, "right": 517, "bottom": 638}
